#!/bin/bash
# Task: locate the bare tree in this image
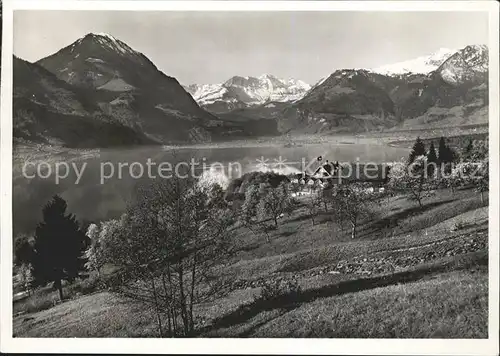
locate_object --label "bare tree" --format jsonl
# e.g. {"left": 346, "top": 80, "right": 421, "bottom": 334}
{"left": 240, "top": 182, "right": 294, "bottom": 242}
{"left": 257, "top": 182, "right": 294, "bottom": 229}
{"left": 449, "top": 140, "right": 489, "bottom": 205}
{"left": 333, "top": 183, "right": 375, "bottom": 239}
{"left": 305, "top": 188, "right": 322, "bottom": 225}
{"left": 102, "top": 177, "right": 234, "bottom": 337}
{"left": 388, "top": 156, "right": 435, "bottom": 210}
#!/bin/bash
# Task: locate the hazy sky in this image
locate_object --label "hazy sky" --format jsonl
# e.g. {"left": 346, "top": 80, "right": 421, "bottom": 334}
{"left": 13, "top": 11, "right": 488, "bottom": 85}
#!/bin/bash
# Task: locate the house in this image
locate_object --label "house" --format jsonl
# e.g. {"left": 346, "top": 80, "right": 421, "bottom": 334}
{"left": 291, "top": 162, "right": 390, "bottom": 191}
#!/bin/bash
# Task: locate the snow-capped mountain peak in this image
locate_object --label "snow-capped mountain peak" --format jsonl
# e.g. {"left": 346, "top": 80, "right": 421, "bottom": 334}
{"left": 437, "top": 44, "right": 489, "bottom": 85}
{"left": 186, "top": 74, "right": 311, "bottom": 109}
{"left": 372, "top": 47, "right": 458, "bottom": 75}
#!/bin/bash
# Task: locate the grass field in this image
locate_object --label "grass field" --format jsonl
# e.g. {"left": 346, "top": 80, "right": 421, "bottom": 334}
{"left": 13, "top": 186, "right": 489, "bottom": 338}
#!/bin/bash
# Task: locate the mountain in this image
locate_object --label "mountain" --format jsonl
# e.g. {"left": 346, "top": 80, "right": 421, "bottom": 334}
{"left": 394, "top": 44, "right": 489, "bottom": 129}
{"left": 279, "top": 45, "right": 489, "bottom": 134}
{"left": 278, "top": 69, "right": 398, "bottom": 134}
{"left": 15, "top": 36, "right": 488, "bottom": 145}
{"left": 185, "top": 74, "right": 310, "bottom": 113}
{"left": 436, "top": 45, "right": 488, "bottom": 85}
{"left": 35, "top": 33, "right": 224, "bottom": 143}
{"left": 13, "top": 56, "right": 153, "bottom": 147}
{"left": 372, "top": 48, "right": 458, "bottom": 76}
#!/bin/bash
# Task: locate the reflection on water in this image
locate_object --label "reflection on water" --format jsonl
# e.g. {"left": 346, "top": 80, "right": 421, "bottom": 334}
{"left": 13, "top": 143, "right": 409, "bottom": 235}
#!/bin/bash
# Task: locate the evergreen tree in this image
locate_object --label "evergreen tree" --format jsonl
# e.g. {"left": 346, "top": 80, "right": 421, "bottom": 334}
{"left": 408, "top": 137, "right": 426, "bottom": 164}
{"left": 427, "top": 142, "right": 438, "bottom": 177}
{"left": 31, "top": 195, "right": 87, "bottom": 300}
{"left": 438, "top": 137, "right": 458, "bottom": 174}
{"left": 438, "top": 137, "right": 449, "bottom": 163}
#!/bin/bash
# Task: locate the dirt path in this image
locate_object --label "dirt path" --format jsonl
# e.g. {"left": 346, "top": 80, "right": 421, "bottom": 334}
{"left": 228, "top": 226, "right": 488, "bottom": 291}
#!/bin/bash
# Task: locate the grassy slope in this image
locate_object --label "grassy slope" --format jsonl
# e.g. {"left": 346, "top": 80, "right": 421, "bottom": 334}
{"left": 250, "top": 269, "right": 488, "bottom": 338}
{"left": 14, "top": 253, "right": 488, "bottom": 338}
{"left": 13, "top": 187, "right": 489, "bottom": 338}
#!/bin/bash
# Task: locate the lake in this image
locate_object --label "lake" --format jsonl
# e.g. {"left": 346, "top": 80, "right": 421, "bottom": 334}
{"left": 13, "top": 141, "right": 410, "bottom": 235}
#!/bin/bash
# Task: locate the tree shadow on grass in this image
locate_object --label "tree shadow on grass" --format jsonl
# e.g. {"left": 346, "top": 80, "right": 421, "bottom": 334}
{"left": 286, "top": 213, "right": 315, "bottom": 224}
{"left": 359, "top": 199, "right": 455, "bottom": 239}
{"left": 202, "top": 251, "right": 487, "bottom": 336}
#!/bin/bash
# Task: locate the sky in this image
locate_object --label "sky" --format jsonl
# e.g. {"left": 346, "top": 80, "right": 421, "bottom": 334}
{"left": 13, "top": 11, "right": 489, "bottom": 85}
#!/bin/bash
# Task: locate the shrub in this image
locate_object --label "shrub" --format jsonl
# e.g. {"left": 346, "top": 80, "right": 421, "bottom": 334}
{"left": 255, "top": 278, "right": 302, "bottom": 304}
{"left": 66, "top": 274, "right": 103, "bottom": 296}
{"left": 452, "top": 220, "right": 467, "bottom": 231}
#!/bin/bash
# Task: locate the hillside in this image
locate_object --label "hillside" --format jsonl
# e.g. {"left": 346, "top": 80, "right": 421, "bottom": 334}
{"left": 14, "top": 184, "right": 489, "bottom": 338}
{"left": 13, "top": 38, "right": 490, "bottom": 145}
{"left": 393, "top": 45, "right": 489, "bottom": 129}
{"left": 278, "top": 45, "right": 489, "bottom": 134}
{"left": 278, "top": 69, "right": 398, "bottom": 134}
{"left": 35, "top": 33, "right": 224, "bottom": 143}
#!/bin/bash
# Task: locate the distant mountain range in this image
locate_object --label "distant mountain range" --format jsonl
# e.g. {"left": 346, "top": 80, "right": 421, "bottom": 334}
{"left": 184, "top": 75, "right": 311, "bottom": 114}
{"left": 14, "top": 33, "right": 277, "bottom": 147}
{"left": 13, "top": 33, "right": 489, "bottom": 147}
{"left": 278, "top": 45, "right": 488, "bottom": 134}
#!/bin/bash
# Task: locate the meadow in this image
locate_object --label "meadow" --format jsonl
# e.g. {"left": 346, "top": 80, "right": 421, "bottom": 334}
{"left": 13, "top": 183, "right": 488, "bottom": 338}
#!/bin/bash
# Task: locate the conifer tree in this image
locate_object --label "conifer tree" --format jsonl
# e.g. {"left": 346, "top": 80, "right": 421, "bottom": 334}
{"left": 427, "top": 142, "right": 438, "bottom": 177}
{"left": 438, "top": 137, "right": 449, "bottom": 163}
{"left": 408, "top": 137, "right": 426, "bottom": 164}
{"left": 438, "top": 136, "right": 457, "bottom": 173}
{"left": 31, "top": 195, "right": 87, "bottom": 300}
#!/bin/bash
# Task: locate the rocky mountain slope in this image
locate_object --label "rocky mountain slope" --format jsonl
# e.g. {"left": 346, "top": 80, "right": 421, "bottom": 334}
{"left": 278, "top": 69, "right": 397, "bottom": 134}
{"left": 33, "top": 33, "right": 226, "bottom": 144}
{"left": 185, "top": 74, "right": 310, "bottom": 113}
{"left": 278, "top": 45, "right": 489, "bottom": 134}
{"left": 13, "top": 56, "right": 153, "bottom": 147}
{"left": 14, "top": 37, "right": 489, "bottom": 146}
{"left": 395, "top": 45, "right": 489, "bottom": 129}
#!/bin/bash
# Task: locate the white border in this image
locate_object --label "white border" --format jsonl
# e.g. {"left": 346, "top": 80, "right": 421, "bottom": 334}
{"left": 1, "top": 1, "right": 499, "bottom": 354}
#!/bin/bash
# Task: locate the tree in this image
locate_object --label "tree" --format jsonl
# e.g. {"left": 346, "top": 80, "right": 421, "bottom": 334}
{"left": 408, "top": 137, "right": 426, "bottom": 164}
{"left": 426, "top": 142, "right": 438, "bottom": 178}
{"left": 474, "top": 158, "right": 489, "bottom": 205}
{"left": 240, "top": 184, "right": 261, "bottom": 227}
{"left": 257, "top": 182, "right": 293, "bottom": 229}
{"left": 104, "top": 177, "right": 234, "bottom": 337}
{"left": 463, "top": 139, "right": 474, "bottom": 160}
{"left": 17, "top": 263, "right": 34, "bottom": 295}
{"left": 31, "top": 195, "right": 87, "bottom": 300}
{"left": 206, "top": 183, "right": 228, "bottom": 211}
{"left": 469, "top": 138, "right": 488, "bottom": 161}
{"left": 333, "top": 183, "right": 375, "bottom": 239}
{"left": 389, "top": 156, "right": 435, "bottom": 209}
{"left": 84, "top": 223, "right": 108, "bottom": 276}
{"left": 437, "top": 136, "right": 457, "bottom": 173}
{"left": 452, "top": 139, "right": 489, "bottom": 204}
{"left": 438, "top": 136, "right": 448, "bottom": 163}
{"left": 305, "top": 188, "right": 322, "bottom": 225}
{"left": 14, "top": 234, "right": 34, "bottom": 267}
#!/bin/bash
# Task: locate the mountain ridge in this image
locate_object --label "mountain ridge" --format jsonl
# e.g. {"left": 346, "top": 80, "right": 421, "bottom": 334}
{"left": 33, "top": 33, "right": 227, "bottom": 144}
{"left": 13, "top": 36, "right": 489, "bottom": 147}
{"left": 276, "top": 45, "right": 489, "bottom": 134}
{"left": 184, "top": 74, "right": 311, "bottom": 114}
{"left": 13, "top": 55, "right": 155, "bottom": 147}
